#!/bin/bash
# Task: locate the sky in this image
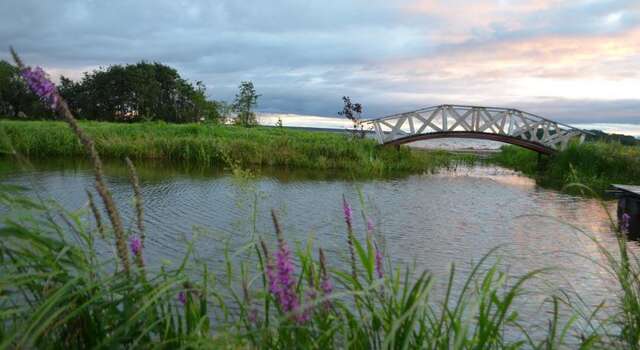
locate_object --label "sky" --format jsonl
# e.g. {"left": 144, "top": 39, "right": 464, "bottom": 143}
{"left": 1, "top": 0, "right": 639, "bottom": 126}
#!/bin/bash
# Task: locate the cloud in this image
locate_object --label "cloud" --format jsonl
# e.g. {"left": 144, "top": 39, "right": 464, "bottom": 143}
{"left": 1, "top": 0, "right": 638, "bottom": 124}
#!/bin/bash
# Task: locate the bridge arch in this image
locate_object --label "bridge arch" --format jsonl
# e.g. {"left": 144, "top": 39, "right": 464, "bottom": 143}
{"left": 367, "top": 104, "right": 589, "bottom": 154}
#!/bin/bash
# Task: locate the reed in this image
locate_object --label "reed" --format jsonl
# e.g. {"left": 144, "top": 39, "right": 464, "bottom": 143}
{"left": 489, "top": 142, "right": 640, "bottom": 196}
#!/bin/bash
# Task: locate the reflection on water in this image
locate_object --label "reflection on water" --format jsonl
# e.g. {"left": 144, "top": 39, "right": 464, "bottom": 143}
{"left": 409, "top": 138, "right": 505, "bottom": 151}
{"left": 0, "top": 157, "right": 633, "bottom": 334}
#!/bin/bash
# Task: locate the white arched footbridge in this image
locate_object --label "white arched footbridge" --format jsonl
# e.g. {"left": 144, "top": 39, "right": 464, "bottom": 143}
{"left": 367, "top": 105, "right": 589, "bottom": 154}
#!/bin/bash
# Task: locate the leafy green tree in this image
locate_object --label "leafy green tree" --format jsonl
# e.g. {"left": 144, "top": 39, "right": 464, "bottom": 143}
{"left": 0, "top": 60, "right": 22, "bottom": 116}
{"left": 2, "top": 60, "right": 226, "bottom": 123}
{"left": 58, "top": 76, "right": 83, "bottom": 117}
{"left": 232, "top": 81, "right": 259, "bottom": 127}
{"left": 58, "top": 62, "right": 224, "bottom": 123}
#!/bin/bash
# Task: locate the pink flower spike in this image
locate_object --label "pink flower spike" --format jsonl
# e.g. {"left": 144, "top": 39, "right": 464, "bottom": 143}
{"left": 129, "top": 235, "right": 142, "bottom": 256}
{"left": 367, "top": 218, "right": 374, "bottom": 233}
{"left": 20, "top": 66, "right": 60, "bottom": 110}
{"left": 342, "top": 197, "right": 353, "bottom": 227}
{"left": 178, "top": 291, "right": 186, "bottom": 305}
{"left": 275, "top": 241, "right": 298, "bottom": 313}
{"left": 375, "top": 247, "right": 384, "bottom": 279}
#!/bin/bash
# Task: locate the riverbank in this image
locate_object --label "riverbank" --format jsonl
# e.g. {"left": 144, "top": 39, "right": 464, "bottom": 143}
{"left": 489, "top": 142, "right": 640, "bottom": 196}
{"left": 0, "top": 120, "right": 473, "bottom": 177}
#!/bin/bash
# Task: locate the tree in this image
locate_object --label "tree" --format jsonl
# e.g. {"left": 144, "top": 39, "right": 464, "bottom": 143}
{"left": 232, "top": 81, "right": 260, "bottom": 127}
{"left": 56, "top": 62, "right": 225, "bottom": 123}
{"left": 58, "top": 76, "right": 83, "bottom": 117}
{"left": 338, "top": 96, "right": 364, "bottom": 138}
{"left": 2, "top": 60, "right": 227, "bottom": 123}
{"left": 0, "top": 60, "right": 23, "bottom": 116}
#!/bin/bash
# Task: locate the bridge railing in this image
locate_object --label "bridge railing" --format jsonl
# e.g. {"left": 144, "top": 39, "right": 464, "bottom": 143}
{"left": 365, "top": 104, "right": 590, "bottom": 153}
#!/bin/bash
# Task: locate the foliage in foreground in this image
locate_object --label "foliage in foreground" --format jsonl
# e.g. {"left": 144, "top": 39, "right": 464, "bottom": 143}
{"left": 0, "top": 119, "right": 473, "bottom": 178}
{"left": 0, "top": 180, "right": 614, "bottom": 349}
{"left": 489, "top": 142, "right": 640, "bottom": 196}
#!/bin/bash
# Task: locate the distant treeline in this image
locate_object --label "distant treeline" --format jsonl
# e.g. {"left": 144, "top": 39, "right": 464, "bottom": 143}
{"left": 586, "top": 129, "right": 639, "bottom": 146}
{"left": 0, "top": 60, "right": 229, "bottom": 123}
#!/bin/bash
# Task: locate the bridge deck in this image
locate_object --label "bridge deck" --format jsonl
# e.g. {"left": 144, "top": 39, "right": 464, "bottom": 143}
{"left": 611, "top": 184, "right": 640, "bottom": 198}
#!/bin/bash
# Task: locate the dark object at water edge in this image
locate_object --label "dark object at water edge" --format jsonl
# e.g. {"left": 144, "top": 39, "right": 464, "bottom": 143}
{"left": 610, "top": 184, "right": 640, "bottom": 238}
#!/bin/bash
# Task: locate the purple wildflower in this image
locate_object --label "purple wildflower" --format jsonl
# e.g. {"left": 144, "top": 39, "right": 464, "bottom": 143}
{"left": 342, "top": 196, "right": 353, "bottom": 228}
{"left": 318, "top": 248, "right": 334, "bottom": 311}
{"left": 275, "top": 241, "right": 299, "bottom": 313}
{"left": 266, "top": 259, "right": 278, "bottom": 295}
{"left": 20, "top": 67, "right": 60, "bottom": 110}
{"left": 321, "top": 277, "right": 333, "bottom": 295}
{"left": 320, "top": 277, "right": 334, "bottom": 310}
{"left": 298, "top": 288, "right": 318, "bottom": 323}
{"left": 375, "top": 247, "right": 384, "bottom": 279}
{"left": 178, "top": 291, "right": 187, "bottom": 305}
{"left": 342, "top": 196, "right": 357, "bottom": 280}
{"left": 267, "top": 212, "right": 307, "bottom": 323}
{"left": 367, "top": 218, "right": 375, "bottom": 234}
{"left": 129, "top": 235, "right": 142, "bottom": 256}
{"left": 622, "top": 213, "right": 631, "bottom": 232}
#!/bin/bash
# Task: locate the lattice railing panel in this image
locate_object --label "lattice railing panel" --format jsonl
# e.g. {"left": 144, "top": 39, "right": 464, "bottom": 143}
{"left": 368, "top": 105, "right": 587, "bottom": 152}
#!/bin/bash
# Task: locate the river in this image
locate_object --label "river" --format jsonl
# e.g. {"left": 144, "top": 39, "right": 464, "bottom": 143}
{"left": 0, "top": 154, "right": 631, "bottom": 339}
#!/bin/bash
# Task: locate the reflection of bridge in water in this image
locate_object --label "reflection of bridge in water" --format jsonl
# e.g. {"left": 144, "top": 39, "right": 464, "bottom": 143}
{"left": 367, "top": 104, "right": 590, "bottom": 154}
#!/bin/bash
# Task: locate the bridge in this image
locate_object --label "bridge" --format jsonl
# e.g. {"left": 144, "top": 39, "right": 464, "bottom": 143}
{"left": 366, "top": 104, "right": 589, "bottom": 154}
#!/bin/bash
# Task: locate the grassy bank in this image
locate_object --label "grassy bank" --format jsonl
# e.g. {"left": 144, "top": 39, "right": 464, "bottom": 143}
{"left": 489, "top": 142, "right": 640, "bottom": 196}
{"left": 0, "top": 120, "right": 471, "bottom": 177}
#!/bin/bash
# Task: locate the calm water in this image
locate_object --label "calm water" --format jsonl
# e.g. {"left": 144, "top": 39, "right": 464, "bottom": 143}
{"left": 0, "top": 157, "right": 631, "bottom": 336}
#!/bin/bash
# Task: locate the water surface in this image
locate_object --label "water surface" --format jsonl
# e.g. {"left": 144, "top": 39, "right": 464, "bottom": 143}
{"left": 0, "top": 157, "right": 630, "bottom": 336}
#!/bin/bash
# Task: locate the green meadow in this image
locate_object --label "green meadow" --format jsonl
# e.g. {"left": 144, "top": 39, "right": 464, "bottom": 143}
{"left": 0, "top": 120, "right": 473, "bottom": 178}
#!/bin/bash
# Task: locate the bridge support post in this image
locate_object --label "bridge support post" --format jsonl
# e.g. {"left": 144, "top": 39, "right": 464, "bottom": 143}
{"left": 536, "top": 153, "right": 549, "bottom": 171}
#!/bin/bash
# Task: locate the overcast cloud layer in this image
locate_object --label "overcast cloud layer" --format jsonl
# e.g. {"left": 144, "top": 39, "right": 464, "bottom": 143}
{"left": 1, "top": 0, "right": 639, "bottom": 124}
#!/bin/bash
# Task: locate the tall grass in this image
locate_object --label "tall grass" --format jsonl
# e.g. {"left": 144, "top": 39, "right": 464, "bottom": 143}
{"left": 0, "top": 120, "right": 473, "bottom": 178}
{"left": 0, "top": 180, "right": 602, "bottom": 349}
{"left": 489, "top": 142, "right": 640, "bottom": 196}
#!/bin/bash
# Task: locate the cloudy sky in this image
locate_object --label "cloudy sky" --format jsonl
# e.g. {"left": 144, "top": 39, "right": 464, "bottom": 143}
{"left": 1, "top": 0, "right": 639, "bottom": 124}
